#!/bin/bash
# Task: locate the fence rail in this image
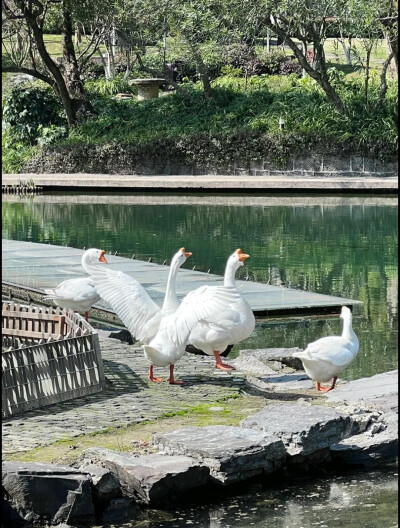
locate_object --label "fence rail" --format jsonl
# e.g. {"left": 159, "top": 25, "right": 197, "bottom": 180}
{"left": 2, "top": 302, "right": 105, "bottom": 418}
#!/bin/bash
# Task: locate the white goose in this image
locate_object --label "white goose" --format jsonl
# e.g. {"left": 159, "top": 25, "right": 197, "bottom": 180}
{"left": 292, "top": 306, "right": 359, "bottom": 391}
{"left": 44, "top": 248, "right": 107, "bottom": 321}
{"left": 90, "top": 248, "right": 240, "bottom": 384}
{"left": 188, "top": 249, "right": 256, "bottom": 370}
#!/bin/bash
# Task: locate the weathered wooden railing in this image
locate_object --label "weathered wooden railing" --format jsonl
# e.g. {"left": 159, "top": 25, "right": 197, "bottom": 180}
{"left": 2, "top": 302, "right": 106, "bottom": 418}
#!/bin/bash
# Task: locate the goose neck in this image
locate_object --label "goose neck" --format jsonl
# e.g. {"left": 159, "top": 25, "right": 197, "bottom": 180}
{"left": 342, "top": 315, "right": 356, "bottom": 342}
{"left": 162, "top": 260, "right": 179, "bottom": 312}
{"left": 81, "top": 252, "right": 95, "bottom": 274}
{"left": 224, "top": 260, "right": 239, "bottom": 288}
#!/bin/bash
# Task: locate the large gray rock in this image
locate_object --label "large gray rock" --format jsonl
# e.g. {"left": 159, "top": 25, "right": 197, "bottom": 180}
{"left": 325, "top": 370, "right": 398, "bottom": 404}
{"left": 78, "top": 463, "right": 121, "bottom": 505}
{"left": 2, "top": 461, "right": 95, "bottom": 525}
{"left": 151, "top": 425, "right": 286, "bottom": 484}
{"left": 78, "top": 447, "right": 209, "bottom": 505}
{"left": 238, "top": 348, "right": 305, "bottom": 371}
{"left": 331, "top": 420, "right": 398, "bottom": 467}
{"left": 241, "top": 403, "right": 352, "bottom": 457}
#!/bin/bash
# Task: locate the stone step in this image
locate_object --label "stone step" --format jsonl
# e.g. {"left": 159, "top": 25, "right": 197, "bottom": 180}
{"left": 151, "top": 425, "right": 286, "bottom": 485}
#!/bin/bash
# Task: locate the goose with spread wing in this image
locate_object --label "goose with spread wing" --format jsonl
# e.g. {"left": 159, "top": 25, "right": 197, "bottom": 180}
{"left": 292, "top": 306, "right": 359, "bottom": 391}
{"left": 43, "top": 248, "right": 107, "bottom": 321}
{"left": 188, "top": 249, "right": 256, "bottom": 370}
{"left": 90, "top": 248, "right": 190, "bottom": 383}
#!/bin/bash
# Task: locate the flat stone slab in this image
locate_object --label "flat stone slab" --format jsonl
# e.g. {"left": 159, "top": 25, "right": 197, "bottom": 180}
{"left": 78, "top": 447, "right": 209, "bottom": 505}
{"left": 325, "top": 371, "right": 398, "bottom": 405}
{"left": 151, "top": 425, "right": 286, "bottom": 484}
{"left": 241, "top": 403, "right": 352, "bottom": 457}
{"left": 2, "top": 461, "right": 95, "bottom": 525}
{"left": 245, "top": 372, "right": 315, "bottom": 393}
{"left": 331, "top": 420, "right": 398, "bottom": 467}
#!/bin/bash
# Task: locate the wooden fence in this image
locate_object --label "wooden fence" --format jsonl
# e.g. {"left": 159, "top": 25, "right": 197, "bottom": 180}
{"left": 2, "top": 302, "right": 106, "bottom": 418}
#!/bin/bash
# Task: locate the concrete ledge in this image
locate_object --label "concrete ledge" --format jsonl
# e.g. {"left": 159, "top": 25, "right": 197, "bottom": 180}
{"left": 2, "top": 173, "right": 398, "bottom": 192}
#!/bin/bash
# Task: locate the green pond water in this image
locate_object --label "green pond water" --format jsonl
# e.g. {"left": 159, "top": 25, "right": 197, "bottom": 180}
{"left": 1, "top": 193, "right": 398, "bottom": 527}
{"left": 95, "top": 467, "right": 398, "bottom": 528}
{"left": 2, "top": 193, "right": 397, "bottom": 380}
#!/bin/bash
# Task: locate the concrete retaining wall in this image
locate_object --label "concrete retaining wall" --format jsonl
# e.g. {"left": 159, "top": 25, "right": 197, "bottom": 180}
{"left": 22, "top": 144, "right": 397, "bottom": 177}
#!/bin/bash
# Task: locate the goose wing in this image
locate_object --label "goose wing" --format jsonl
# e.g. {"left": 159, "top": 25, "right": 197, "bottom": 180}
{"left": 44, "top": 277, "right": 97, "bottom": 302}
{"left": 164, "top": 285, "right": 241, "bottom": 347}
{"left": 90, "top": 265, "right": 161, "bottom": 343}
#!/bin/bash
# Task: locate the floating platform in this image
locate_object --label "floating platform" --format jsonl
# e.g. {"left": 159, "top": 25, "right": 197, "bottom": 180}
{"left": 2, "top": 240, "right": 362, "bottom": 319}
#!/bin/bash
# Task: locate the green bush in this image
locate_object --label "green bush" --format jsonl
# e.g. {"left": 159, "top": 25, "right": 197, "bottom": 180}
{"left": 2, "top": 84, "right": 66, "bottom": 145}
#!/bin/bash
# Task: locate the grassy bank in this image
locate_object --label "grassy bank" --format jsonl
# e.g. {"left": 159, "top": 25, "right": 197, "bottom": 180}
{"left": 4, "top": 394, "right": 266, "bottom": 465}
{"left": 7, "top": 74, "right": 398, "bottom": 174}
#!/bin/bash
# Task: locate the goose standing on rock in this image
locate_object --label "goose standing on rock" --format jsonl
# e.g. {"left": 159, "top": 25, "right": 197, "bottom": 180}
{"left": 188, "top": 249, "right": 256, "bottom": 370}
{"left": 90, "top": 248, "right": 239, "bottom": 385}
{"left": 44, "top": 248, "right": 107, "bottom": 321}
{"left": 292, "top": 306, "right": 359, "bottom": 391}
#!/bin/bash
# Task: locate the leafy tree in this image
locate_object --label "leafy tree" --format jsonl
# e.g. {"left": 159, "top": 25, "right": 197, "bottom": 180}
{"left": 2, "top": 0, "right": 96, "bottom": 126}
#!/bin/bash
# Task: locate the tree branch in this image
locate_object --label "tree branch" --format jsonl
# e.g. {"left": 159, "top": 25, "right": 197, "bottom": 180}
{"left": 2, "top": 64, "right": 55, "bottom": 87}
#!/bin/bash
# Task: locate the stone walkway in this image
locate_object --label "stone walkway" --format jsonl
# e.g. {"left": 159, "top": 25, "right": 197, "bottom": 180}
{"left": 2, "top": 173, "right": 398, "bottom": 191}
{"left": 2, "top": 330, "right": 246, "bottom": 455}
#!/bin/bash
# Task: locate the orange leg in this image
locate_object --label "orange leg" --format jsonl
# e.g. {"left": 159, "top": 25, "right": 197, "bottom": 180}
{"left": 214, "top": 351, "right": 235, "bottom": 371}
{"left": 316, "top": 376, "right": 338, "bottom": 392}
{"left": 84, "top": 311, "right": 89, "bottom": 321}
{"left": 168, "top": 364, "right": 183, "bottom": 385}
{"left": 149, "top": 365, "right": 163, "bottom": 383}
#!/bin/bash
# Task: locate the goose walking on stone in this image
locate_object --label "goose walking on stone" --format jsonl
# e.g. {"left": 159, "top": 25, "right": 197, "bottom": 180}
{"left": 292, "top": 306, "right": 359, "bottom": 391}
{"left": 44, "top": 248, "right": 107, "bottom": 321}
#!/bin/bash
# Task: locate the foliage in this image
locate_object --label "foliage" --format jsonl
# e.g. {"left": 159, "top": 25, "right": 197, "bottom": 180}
{"left": 2, "top": 130, "right": 38, "bottom": 173}
{"left": 85, "top": 74, "right": 136, "bottom": 96}
{"left": 2, "top": 84, "right": 66, "bottom": 145}
{"left": 9, "top": 72, "right": 395, "bottom": 176}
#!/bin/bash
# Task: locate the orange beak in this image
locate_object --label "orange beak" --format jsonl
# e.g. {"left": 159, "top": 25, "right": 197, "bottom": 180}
{"left": 236, "top": 248, "right": 249, "bottom": 261}
{"left": 180, "top": 247, "right": 192, "bottom": 258}
{"left": 99, "top": 250, "right": 108, "bottom": 263}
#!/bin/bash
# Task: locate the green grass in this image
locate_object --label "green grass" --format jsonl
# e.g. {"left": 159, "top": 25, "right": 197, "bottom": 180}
{"left": 63, "top": 73, "right": 397, "bottom": 158}
{"left": 3, "top": 393, "right": 265, "bottom": 464}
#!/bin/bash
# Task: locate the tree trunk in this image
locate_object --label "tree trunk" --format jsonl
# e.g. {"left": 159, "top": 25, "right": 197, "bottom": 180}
{"left": 26, "top": 14, "right": 79, "bottom": 126}
{"left": 364, "top": 45, "right": 372, "bottom": 108}
{"left": 386, "top": 34, "right": 398, "bottom": 76}
{"left": 62, "top": 2, "right": 85, "bottom": 97}
{"left": 187, "top": 41, "right": 212, "bottom": 99}
{"left": 339, "top": 37, "right": 352, "bottom": 65}
{"left": 266, "top": 23, "right": 346, "bottom": 114}
{"left": 376, "top": 52, "right": 394, "bottom": 109}
{"left": 19, "top": 1, "right": 94, "bottom": 126}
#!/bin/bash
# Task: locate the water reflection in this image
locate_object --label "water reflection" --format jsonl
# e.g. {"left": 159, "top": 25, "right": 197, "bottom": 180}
{"left": 94, "top": 468, "right": 398, "bottom": 528}
{"left": 2, "top": 193, "right": 398, "bottom": 380}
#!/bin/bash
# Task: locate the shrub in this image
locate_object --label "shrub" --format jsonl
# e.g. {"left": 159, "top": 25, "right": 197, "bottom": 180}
{"left": 2, "top": 84, "right": 66, "bottom": 145}
{"left": 280, "top": 60, "right": 302, "bottom": 76}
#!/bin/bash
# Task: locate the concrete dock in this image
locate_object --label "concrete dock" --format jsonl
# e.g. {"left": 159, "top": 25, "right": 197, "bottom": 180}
{"left": 2, "top": 239, "right": 361, "bottom": 316}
